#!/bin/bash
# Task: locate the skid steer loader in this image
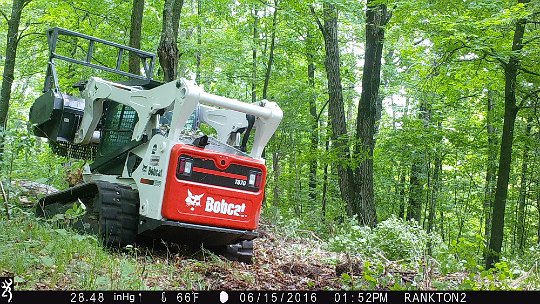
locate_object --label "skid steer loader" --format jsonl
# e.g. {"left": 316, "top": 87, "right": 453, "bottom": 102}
{"left": 30, "top": 28, "right": 283, "bottom": 263}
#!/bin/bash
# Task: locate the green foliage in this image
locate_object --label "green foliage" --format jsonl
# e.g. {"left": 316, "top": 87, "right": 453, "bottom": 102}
{"left": 447, "top": 235, "right": 485, "bottom": 272}
{"left": 48, "top": 200, "right": 87, "bottom": 226}
{"left": 328, "top": 216, "right": 445, "bottom": 263}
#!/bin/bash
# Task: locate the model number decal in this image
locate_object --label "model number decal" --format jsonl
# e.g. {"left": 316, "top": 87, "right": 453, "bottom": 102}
{"left": 234, "top": 179, "right": 246, "bottom": 186}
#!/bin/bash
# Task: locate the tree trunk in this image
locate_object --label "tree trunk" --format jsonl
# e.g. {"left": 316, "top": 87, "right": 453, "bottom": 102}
{"left": 483, "top": 91, "right": 497, "bottom": 259}
{"left": 262, "top": 0, "right": 278, "bottom": 100}
{"left": 318, "top": 3, "right": 352, "bottom": 215}
{"left": 407, "top": 160, "right": 423, "bottom": 222}
{"left": 537, "top": 171, "right": 540, "bottom": 244}
{"left": 0, "top": 0, "right": 30, "bottom": 161}
{"left": 407, "top": 104, "right": 429, "bottom": 223}
{"left": 172, "top": 0, "right": 184, "bottom": 39}
{"left": 486, "top": 1, "right": 527, "bottom": 268}
{"left": 516, "top": 118, "right": 532, "bottom": 253}
{"left": 440, "top": 210, "right": 445, "bottom": 242}
{"left": 398, "top": 170, "right": 406, "bottom": 219}
{"left": 352, "top": 0, "right": 390, "bottom": 227}
{"left": 251, "top": 9, "right": 258, "bottom": 103}
{"left": 322, "top": 130, "right": 330, "bottom": 218}
{"left": 157, "top": 0, "right": 184, "bottom": 82}
{"left": 428, "top": 133, "right": 442, "bottom": 228}
{"left": 307, "top": 28, "right": 318, "bottom": 202}
{"left": 427, "top": 155, "right": 442, "bottom": 255}
{"left": 128, "top": 0, "right": 144, "bottom": 75}
{"left": 537, "top": 130, "right": 540, "bottom": 244}
{"left": 272, "top": 151, "right": 280, "bottom": 206}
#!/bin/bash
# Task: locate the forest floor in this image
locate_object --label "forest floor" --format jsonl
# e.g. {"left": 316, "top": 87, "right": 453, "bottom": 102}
{"left": 0, "top": 209, "right": 475, "bottom": 291}
{"left": 0, "top": 210, "right": 345, "bottom": 290}
{"left": 140, "top": 221, "right": 345, "bottom": 290}
{"left": 2, "top": 181, "right": 536, "bottom": 291}
{"left": 0, "top": 181, "right": 347, "bottom": 290}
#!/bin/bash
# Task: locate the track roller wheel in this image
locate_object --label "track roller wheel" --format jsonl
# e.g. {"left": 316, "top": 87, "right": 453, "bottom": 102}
{"left": 224, "top": 240, "right": 254, "bottom": 264}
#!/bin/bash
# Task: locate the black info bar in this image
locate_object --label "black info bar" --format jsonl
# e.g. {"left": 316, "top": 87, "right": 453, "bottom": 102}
{"left": 1, "top": 290, "right": 539, "bottom": 304}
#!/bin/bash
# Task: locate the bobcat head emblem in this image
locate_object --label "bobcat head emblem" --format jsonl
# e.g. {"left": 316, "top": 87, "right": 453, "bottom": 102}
{"left": 185, "top": 190, "right": 204, "bottom": 211}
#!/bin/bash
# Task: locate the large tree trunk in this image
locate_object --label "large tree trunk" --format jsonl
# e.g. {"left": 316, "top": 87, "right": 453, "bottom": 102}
{"left": 0, "top": 0, "right": 30, "bottom": 161}
{"left": 516, "top": 118, "right": 532, "bottom": 253}
{"left": 128, "top": 0, "right": 144, "bottom": 75}
{"left": 317, "top": 3, "right": 352, "bottom": 214}
{"left": 157, "top": 0, "right": 184, "bottom": 82}
{"left": 483, "top": 91, "right": 497, "bottom": 259}
{"left": 486, "top": 0, "right": 527, "bottom": 268}
{"left": 352, "top": 0, "right": 390, "bottom": 226}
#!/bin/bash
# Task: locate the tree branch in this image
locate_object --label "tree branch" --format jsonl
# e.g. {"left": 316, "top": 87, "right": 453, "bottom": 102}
{"left": 22, "top": 0, "right": 33, "bottom": 9}
{"left": 518, "top": 66, "right": 540, "bottom": 77}
{"left": 18, "top": 30, "right": 45, "bottom": 43}
{"left": 67, "top": 1, "right": 127, "bottom": 30}
{"left": 309, "top": 5, "right": 325, "bottom": 37}
{"left": 518, "top": 88, "right": 540, "bottom": 108}
{"left": 316, "top": 99, "right": 330, "bottom": 122}
{"left": 0, "top": 9, "right": 8, "bottom": 22}
{"left": 522, "top": 35, "right": 540, "bottom": 46}
{"left": 485, "top": 48, "right": 508, "bottom": 68}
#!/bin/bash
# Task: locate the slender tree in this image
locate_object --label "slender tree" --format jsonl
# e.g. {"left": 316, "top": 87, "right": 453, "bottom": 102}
{"left": 157, "top": 0, "right": 184, "bottom": 82}
{"left": 262, "top": 0, "right": 278, "bottom": 100}
{"left": 313, "top": 2, "right": 352, "bottom": 215}
{"left": 516, "top": 117, "right": 532, "bottom": 253}
{"left": 486, "top": 0, "right": 529, "bottom": 268}
{"left": 306, "top": 27, "right": 318, "bottom": 202}
{"left": 128, "top": 0, "right": 145, "bottom": 75}
{"left": 0, "top": 0, "right": 32, "bottom": 161}
{"left": 195, "top": 0, "right": 201, "bottom": 84}
{"left": 483, "top": 90, "right": 497, "bottom": 258}
{"left": 251, "top": 8, "right": 258, "bottom": 103}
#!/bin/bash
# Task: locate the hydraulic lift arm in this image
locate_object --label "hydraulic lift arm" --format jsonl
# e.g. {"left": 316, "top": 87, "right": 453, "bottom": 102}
{"left": 74, "top": 77, "right": 283, "bottom": 160}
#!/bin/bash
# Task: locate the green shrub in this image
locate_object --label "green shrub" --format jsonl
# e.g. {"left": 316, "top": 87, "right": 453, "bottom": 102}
{"left": 371, "top": 216, "right": 430, "bottom": 261}
{"left": 328, "top": 215, "right": 445, "bottom": 263}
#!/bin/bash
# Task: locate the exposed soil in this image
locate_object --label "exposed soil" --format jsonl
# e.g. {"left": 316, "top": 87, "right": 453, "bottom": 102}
{"left": 141, "top": 221, "right": 344, "bottom": 290}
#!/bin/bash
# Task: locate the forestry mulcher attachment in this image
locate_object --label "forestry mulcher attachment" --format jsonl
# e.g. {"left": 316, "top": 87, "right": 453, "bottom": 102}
{"left": 30, "top": 28, "right": 282, "bottom": 263}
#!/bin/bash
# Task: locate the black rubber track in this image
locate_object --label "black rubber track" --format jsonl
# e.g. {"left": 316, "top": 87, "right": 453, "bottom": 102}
{"left": 97, "top": 182, "right": 140, "bottom": 247}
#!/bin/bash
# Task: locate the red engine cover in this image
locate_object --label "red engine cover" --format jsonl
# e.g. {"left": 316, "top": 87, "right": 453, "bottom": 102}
{"left": 162, "top": 144, "right": 267, "bottom": 230}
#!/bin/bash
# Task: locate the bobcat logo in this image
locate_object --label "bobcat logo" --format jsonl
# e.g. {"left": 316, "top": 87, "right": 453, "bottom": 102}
{"left": 185, "top": 190, "right": 204, "bottom": 211}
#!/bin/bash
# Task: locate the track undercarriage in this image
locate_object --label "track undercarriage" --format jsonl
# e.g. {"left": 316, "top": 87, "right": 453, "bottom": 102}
{"left": 35, "top": 181, "right": 256, "bottom": 263}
